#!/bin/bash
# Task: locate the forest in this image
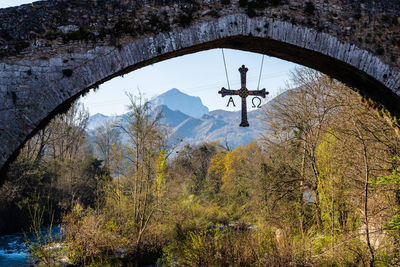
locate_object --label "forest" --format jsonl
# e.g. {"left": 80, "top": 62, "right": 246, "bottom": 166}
{"left": 1, "top": 68, "right": 400, "bottom": 266}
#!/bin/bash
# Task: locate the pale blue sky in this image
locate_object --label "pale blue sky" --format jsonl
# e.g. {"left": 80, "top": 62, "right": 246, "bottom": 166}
{"left": 0, "top": 0, "right": 34, "bottom": 8}
{"left": 1, "top": 0, "right": 299, "bottom": 116}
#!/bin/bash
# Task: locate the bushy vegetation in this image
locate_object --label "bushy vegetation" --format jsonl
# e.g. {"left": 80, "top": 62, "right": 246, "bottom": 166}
{"left": 0, "top": 103, "right": 110, "bottom": 235}
{"left": 2, "top": 68, "right": 400, "bottom": 266}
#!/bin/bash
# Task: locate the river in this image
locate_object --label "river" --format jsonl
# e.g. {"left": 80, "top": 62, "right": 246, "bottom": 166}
{"left": 0, "top": 225, "right": 61, "bottom": 266}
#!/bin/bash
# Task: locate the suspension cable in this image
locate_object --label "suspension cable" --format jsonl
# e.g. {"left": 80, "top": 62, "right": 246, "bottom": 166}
{"left": 221, "top": 48, "right": 231, "bottom": 90}
{"left": 257, "top": 54, "right": 265, "bottom": 90}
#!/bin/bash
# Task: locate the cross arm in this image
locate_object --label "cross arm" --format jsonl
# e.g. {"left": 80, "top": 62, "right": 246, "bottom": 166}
{"left": 248, "top": 88, "right": 269, "bottom": 98}
{"left": 218, "top": 87, "right": 240, "bottom": 97}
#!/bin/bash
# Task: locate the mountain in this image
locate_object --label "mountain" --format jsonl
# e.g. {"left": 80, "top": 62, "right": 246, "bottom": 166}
{"left": 163, "top": 107, "right": 266, "bottom": 149}
{"left": 150, "top": 88, "right": 209, "bottom": 118}
{"left": 87, "top": 113, "right": 109, "bottom": 130}
{"left": 155, "top": 105, "right": 191, "bottom": 128}
{"left": 87, "top": 88, "right": 284, "bottom": 150}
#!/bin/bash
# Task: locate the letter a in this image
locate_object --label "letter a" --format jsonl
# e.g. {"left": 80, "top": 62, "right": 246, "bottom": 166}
{"left": 227, "top": 97, "right": 236, "bottom": 107}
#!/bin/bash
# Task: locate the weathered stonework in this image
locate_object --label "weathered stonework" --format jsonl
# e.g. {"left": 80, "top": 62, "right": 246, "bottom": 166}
{"left": 1, "top": 0, "right": 400, "bottom": 178}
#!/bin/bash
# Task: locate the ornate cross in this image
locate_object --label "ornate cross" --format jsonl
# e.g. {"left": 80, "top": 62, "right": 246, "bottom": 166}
{"left": 218, "top": 65, "right": 269, "bottom": 127}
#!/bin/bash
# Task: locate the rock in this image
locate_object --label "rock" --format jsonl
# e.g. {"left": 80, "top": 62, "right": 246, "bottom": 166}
{"left": 57, "top": 25, "right": 79, "bottom": 34}
{"left": 201, "top": 10, "right": 209, "bottom": 16}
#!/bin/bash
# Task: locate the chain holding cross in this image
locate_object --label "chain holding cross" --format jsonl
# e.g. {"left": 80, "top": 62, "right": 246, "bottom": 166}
{"left": 218, "top": 65, "right": 269, "bottom": 127}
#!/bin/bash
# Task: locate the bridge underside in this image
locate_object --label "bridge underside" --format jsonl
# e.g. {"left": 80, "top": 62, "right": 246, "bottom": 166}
{"left": 1, "top": 13, "right": 400, "bottom": 180}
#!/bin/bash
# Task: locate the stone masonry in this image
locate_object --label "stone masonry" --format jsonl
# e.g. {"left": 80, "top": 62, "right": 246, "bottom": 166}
{"left": 0, "top": 0, "right": 400, "bottom": 178}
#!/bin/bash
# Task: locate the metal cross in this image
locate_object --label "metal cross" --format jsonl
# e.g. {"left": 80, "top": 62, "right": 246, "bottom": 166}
{"left": 218, "top": 65, "right": 269, "bottom": 127}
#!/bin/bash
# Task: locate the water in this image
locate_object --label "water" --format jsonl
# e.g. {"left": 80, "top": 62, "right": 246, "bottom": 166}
{"left": 0, "top": 225, "right": 61, "bottom": 266}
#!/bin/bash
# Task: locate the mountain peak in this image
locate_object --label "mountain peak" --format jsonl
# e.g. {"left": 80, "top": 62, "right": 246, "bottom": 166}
{"left": 87, "top": 113, "right": 110, "bottom": 130}
{"left": 91, "top": 113, "right": 107, "bottom": 118}
{"left": 151, "top": 88, "right": 209, "bottom": 118}
{"left": 163, "top": 88, "right": 181, "bottom": 95}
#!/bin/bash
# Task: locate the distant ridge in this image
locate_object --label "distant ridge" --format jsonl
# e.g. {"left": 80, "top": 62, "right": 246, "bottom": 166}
{"left": 150, "top": 88, "right": 209, "bottom": 118}
{"left": 87, "top": 88, "right": 291, "bottom": 150}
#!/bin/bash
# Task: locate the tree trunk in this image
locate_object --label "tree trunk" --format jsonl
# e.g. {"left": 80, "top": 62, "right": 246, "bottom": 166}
{"left": 354, "top": 120, "right": 375, "bottom": 267}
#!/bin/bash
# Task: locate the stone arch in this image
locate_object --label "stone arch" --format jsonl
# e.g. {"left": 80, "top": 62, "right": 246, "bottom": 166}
{"left": 1, "top": 13, "right": 400, "bottom": 178}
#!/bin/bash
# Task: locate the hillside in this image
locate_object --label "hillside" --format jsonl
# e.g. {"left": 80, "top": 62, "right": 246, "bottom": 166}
{"left": 87, "top": 88, "right": 278, "bottom": 149}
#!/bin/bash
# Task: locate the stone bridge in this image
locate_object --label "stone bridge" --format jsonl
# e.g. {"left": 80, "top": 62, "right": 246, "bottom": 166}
{"left": 1, "top": 0, "right": 400, "bottom": 178}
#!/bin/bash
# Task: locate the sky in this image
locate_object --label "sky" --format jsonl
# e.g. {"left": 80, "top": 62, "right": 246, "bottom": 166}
{"left": 0, "top": 0, "right": 34, "bottom": 8}
{"left": 1, "top": 0, "right": 300, "bottom": 116}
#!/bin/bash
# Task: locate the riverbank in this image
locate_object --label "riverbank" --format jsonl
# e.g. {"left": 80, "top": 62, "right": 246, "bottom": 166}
{"left": 0, "top": 225, "right": 61, "bottom": 266}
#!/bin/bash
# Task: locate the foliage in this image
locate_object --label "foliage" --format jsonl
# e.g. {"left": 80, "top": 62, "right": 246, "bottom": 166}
{"left": 58, "top": 73, "right": 400, "bottom": 264}
{"left": 63, "top": 207, "right": 129, "bottom": 265}
{"left": 0, "top": 102, "right": 108, "bottom": 232}
{"left": 5, "top": 68, "right": 400, "bottom": 266}
{"left": 164, "top": 228, "right": 265, "bottom": 266}
{"left": 388, "top": 209, "right": 400, "bottom": 230}
{"left": 25, "top": 196, "right": 61, "bottom": 266}
{"left": 61, "top": 93, "right": 168, "bottom": 265}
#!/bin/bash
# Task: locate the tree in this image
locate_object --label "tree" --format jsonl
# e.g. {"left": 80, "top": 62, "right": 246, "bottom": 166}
{"left": 261, "top": 67, "right": 400, "bottom": 265}
{"left": 93, "top": 119, "right": 120, "bottom": 169}
{"left": 261, "top": 68, "right": 340, "bottom": 227}
{"left": 173, "top": 142, "right": 222, "bottom": 196}
{"left": 73, "top": 156, "right": 111, "bottom": 209}
{"left": 0, "top": 101, "right": 95, "bottom": 234}
{"left": 116, "top": 92, "right": 168, "bottom": 257}
{"left": 46, "top": 102, "right": 89, "bottom": 160}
